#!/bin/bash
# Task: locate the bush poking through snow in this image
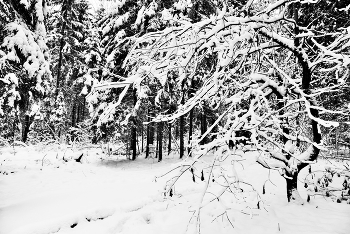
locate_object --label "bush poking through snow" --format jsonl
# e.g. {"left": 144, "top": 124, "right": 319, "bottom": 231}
{"left": 157, "top": 147, "right": 265, "bottom": 233}
{"left": 303, "top": 161, "right": 350, "bottom": 204}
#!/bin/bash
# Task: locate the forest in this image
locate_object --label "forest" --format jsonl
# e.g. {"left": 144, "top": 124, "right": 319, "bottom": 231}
{"left": 1, "top": 0, "right": 350, "bottom": 234}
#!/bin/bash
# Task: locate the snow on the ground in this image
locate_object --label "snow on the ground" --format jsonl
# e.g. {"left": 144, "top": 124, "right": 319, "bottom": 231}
{"left": 0, "top": 145, "right": 350, "bottom": 234}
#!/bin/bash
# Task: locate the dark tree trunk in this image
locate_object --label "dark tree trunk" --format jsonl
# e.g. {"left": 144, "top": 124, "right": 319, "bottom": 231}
{"left": 180, "top": 111, "right": 185, "bottom": 159}
{"left": 146, "top": 122, "right": 150, "bottom": 158}
{"left": 188, "top": 109, "right": 193, "bottom": 157}
{"left": 77, "top": 101, "right": 82, "bottom": 124}
{"left": 283, "top": 2, "right": 301, "bottom": 203}
{"left": 168, "top": 122, "right": 172, "bottom": 155}
{"left": 71, "top": 102, "right": 77, "bottom": 127}
{"left": 150, "top": 122, "right": 155, "bottom": 145}
{"left": 282, "top": 2, "right": 320, "bottom": 204}
{"left": 158, "top": 121, "right": 163, "bottom": 162}
{"left": 199, "top": 106, "right": 208, "bottom": 145}
{"left": 17, "top": 93, "right": 34, "bottom": 143}
{"left": 293, "top": 2, "right": 300, "bottom": 48}
{"left": 21, "top": 114, "right": 34, "bottom": 143}
{"left": 131, "top": 122, "right": 137, "bottom": 161}
{"left": 286, "top": 171, "right": 300, "bottom": 203}
{"left": 81, "top": 96, "right": 86, "bottom": 122}
{"left": 141, "top": 124, "right": 144, "bottom": 153}
{"left": 126, "top": 134, "right": 130, "bottom": 159}
{"left": 131, "top": 89, "right": 137, "bottom": 160}
{"left": 179, "top": 80, "right": 186, "bottom": 159}
{"left": 146, "top": 109, "right": 154, "bottom": 158}
{"left": 92, "top": 126, "right": 98, "bottom": 144}
{"left": 175, "top": 122, "right": 179, "bottom": 139}
{"left": 156, "top": 131, "right": 158, "bottom": 159}
{"left": 77, "top": 102, "right": 81, "bottom": 124}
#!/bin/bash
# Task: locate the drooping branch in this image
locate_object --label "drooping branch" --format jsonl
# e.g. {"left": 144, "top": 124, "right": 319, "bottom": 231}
{"left": 258, "top": 26, "right": 322, "bottom": 167}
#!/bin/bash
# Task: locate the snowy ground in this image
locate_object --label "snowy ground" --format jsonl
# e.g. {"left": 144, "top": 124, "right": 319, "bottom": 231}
{"left": 0, "top": 145, "right": 350, "bottom": 234}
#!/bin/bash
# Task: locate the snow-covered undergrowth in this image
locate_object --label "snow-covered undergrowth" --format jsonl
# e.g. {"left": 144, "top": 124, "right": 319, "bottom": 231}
{"left": 0, "top": 145, "right": 350, "bottom": 234}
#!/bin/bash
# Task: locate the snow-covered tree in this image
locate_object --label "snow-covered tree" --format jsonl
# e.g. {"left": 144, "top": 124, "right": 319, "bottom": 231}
{"left": 85, "top": 0, "right": 170, "bottom": 156}
{"left": 296, "top": 0, "right": 350, "bottom": 147}
{"left": 47, "top": 0, "right": 92, "bottom": 139}
{"left": 102, "top": 0, "right": 350, "bottom": 207}
{"left": 50, "top": 91, "right": 67, "bottom": 137}
{"left": 86, "top": 0, "right": 222, "bottom": 159}
{"left": 0, "top": 0, "right": 51, "bottom": 142}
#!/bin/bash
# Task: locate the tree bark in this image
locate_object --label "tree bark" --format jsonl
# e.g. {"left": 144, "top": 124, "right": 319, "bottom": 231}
{"left": 81, "top": 96, "right": 86, "bottom": 122}
{"left": 21, "top": 114, "right": 34, "bottom": 143}
{"left": 131, "top": 126, "right": 137, "bottom": 161}
{"left": 256, "top": 3, "right": 322, "bottom": 203}
{"left": 168, "top": 122, "right": 172, "bottom": 155}
{"left": 179, "top": 102, "right": 185, "bottom": 159}
{"left": 286, "top": 171, "right": 303, "bottom": 204}
{"left": 200, "top": 105, "right": 208, "bottom": 145}
{"left": 71, "top": 102, "right": 77, "bottom": 127}
{"left": 131, "top": 89, "right": 137, "bottom": 160}
{"left": 188, "top": 109, "right": 193, "bottom": 157}
{"left": 156, "top": 131, "right": 158, "bottom": 159}
{"left": 17, "top": 92, "right": 34, "bottom": 143}
{"left": 284, "top": 3, "right": 302, "bottom": 203}
{"left": 141, "top": 124, "right": 144, "bottom": 153}
{"left": 77, "top": 100, "right": 82, "bottom": 124}
{"left": 146, "top": 122, "right": 150, "bottom": 158}
{"left": 146, "top": 109, "right": 154, "bottom": 158}
{"left": 175, "top": 122, "right": 179, "bottom": 139}
{"left": 158, "top": 121, "right": 163, "bottom": 162}
{"left": 282, "top": 2, "right": 321, "bottom": 203}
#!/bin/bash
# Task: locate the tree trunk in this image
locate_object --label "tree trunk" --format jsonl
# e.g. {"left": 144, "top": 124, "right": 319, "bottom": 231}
{"left": 137, "top": 133, "right": 140, "bottom": 155}
{"left": 282, "top": 2, "right": 311, "bottom": 204}
{"left": 92, "top": 125, "right": 98, "bottom": 144}
{"left": 158, "top": 121, "right": 163, "bottom": 162}
{"left": 286, "top": 171, "right": 303, "bottom": 204}
{"left": 82, "top": 96, "right": 86, "bottom": 122}
{"left": 146, "top": 109, "right": 154, "bottom": 158}
{"left": 293, "top": 2, "right": 300, "bottom": 48}
{"left": 21, "top": 114, "right": 34, "bottom": 143}
{"left": 188, "top": 109, "right": 193, "bottom": 157}
{"left": 175, "top": 122, "right": 179, "bottom": 139}
{"left": 150, "top": 121, "right": 155, "bottom": 145}
{"left": 126, "top": 134, "right": 130, "bottom": 159}
{"left": 71, "top": 102, "right": 77, "bottom": 127}
{"left": 146, "top": 122, "right": 150, "bottom": 158}
{"left": 282, "top": 3, "right": 321, "bottom": 204}
{"left": 77, "top": 101, "right": 82, "bottom": 124}
{"left": 18, "top": 94, "right": 34, "bottom": 143}
{"left": 180, "top": 112, "right": 185, "bottom": 159}
{"left": 131, "top": 125, "right": 137, "bottom": 162}
{"left": 199, "top": 106, "right": 208, "bottom": 145}
{"left": 180, "top": 91, "right": 185, "bottom": 159}
{"left": 336, "top": 128, "right": 339, "bottom": 157}
{"left": 168, "top": 122, "right": 172, "bottom": 155}
{"left": 131, "top": 89, "right": 137, "bottom": 160}
{"left": 141, "top": 124, "right": 144, "bottom": 153}
{"left": 156, "top": 131, "right": 158, "bottom": 159}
